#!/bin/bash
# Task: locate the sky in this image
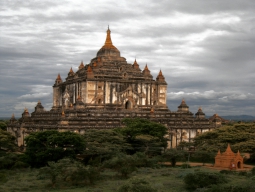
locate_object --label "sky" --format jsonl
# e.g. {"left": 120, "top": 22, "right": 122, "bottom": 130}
{"left": 0, "top": 0, "right": 255, "bottom": 117}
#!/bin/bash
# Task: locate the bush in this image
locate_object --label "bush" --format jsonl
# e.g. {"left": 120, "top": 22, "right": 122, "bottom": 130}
{"left": 251, "top": 167, "right": 255, "bottom": 175}
{"left": 238, "top": 171, "right": 247, "bottom": 176}
{"left": 206, "top": 185, "right": 255, "bottom": 192}
{"left": 183, "top": 172, "right": 228, "bottom": 190}
{"left": 103, "top": 154, "right": 137, "bottom": 178}
{"left": 11, "top": 161, "right": 29, "bottom": 169}
{"left": 219, "top": 170, "right": 236, "bottom": 175}
{"left": 0, "top": 173, "right": 8, "bottom": 183}
{"left": 118, "top": 178, "right": 157, "bottom": 192}
{"left": 181, "top": 163, "right": 191, "bottom": 169}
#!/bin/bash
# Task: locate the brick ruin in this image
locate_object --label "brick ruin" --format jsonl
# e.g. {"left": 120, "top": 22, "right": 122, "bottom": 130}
{"left": 8, "top": 27, "right": 223, "bottom": 147}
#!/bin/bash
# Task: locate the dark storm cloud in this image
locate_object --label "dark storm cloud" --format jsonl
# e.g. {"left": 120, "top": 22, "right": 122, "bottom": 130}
{"left": 0, "top": 0, "right": 254, "bottom": 117}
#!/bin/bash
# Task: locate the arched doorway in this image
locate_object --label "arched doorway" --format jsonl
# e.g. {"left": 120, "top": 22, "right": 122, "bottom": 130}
{"left": 98, "top": 99, "right": 102, "bottom": 104}
{"left": 237, "top": 161, "right": 241, "bottom": 169}
{"left": 125, "top": 101, "right": 132, "bottom": 109}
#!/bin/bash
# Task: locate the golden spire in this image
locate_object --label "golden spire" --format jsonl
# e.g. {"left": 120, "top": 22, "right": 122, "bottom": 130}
{"left": 181, "top": 98, "right": 185, "bottom": 104}
{"left": 69, "top": 67, "right": 74, "bottom": 73}
{"left": 104, "top": 26, "right": 113, "bottom": 47}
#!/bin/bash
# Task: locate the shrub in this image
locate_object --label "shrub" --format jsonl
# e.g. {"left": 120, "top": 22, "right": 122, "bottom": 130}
{"left": 251, "top": 167, "right": 255, "bottom": 175}
{"left": 181, "top": 163, "right": 191, "bottom": 169}
{"left": 183, "top": 171, "right": 227, "bottom": 190}
{"left": 118, "top": 178, "right": 157, "bottom": 192}
{"left": 206, "top": 185, "right": 255, "bottom": 192}
{"left": 11, "top": 161, "right": 29, "bottom": 169}
{"left": 219, "top": 170, "right": 236, "bottom": 175}
{"left": 0, "top": 173, "right": 8, "bottom": 183}
{"left": 238, "top": 171, "right": 247, "bottom": 176}
{"left": 103, "top": 154, "right": 137, "bottom": 178}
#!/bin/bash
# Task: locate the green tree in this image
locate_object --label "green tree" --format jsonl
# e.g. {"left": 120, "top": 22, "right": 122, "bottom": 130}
{"left": 0, "top": 120, "right": 7, "bottom": 131}
{"left": 25, "top": 131, "right": 85, "bottom": 167}
{"left": 0, "top": 129, "right": 16, "bottom": 152}
{"left": 118, "top": 118, "right": 168, "bottom": 154}
{"left": 103, "top": 153, "right": 137, "bottom": 178}
{"left": 194, "top": 123, "right": 255, "bottom": 153}
{"left": 163, "top": 148, "right": 186, "bottom": 167}
{"left": 82, "top": 129, "right": 131, "bottom": 164}
{"left": 192, "top": 151, "right": 214, "bottom": 165}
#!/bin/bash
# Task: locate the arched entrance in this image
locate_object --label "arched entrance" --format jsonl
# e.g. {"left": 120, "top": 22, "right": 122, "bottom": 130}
{"left": 125, "top": 101, "right": 132, "bottom": 109}
{"left": 98, "top": 99, "right": 102, "bottom": 104}
{"left": 237, "top": 161, "right": 241, "bottom": 169}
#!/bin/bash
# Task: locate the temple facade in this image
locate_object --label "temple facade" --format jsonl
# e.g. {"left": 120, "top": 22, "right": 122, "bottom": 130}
{"left": 8, "top": 27, "right": 222, "bottom": 148}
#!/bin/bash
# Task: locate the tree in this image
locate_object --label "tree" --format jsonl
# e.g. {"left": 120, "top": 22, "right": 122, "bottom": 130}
{"left": 194, "top": 123, "right": 255, "bottom": 153}
{"left": 117, "top": 118, "right": 168, "bottom": 154}
{"left": 0, "top": 120, "right": 7, "bottom": 131}
{"left": 0, "top": 129, "right": 16, "bottom": 152}
{"left": 192, "top": 151, "right": 214, "bottom": 165}
{"left": 103, "top": 153, "right": 137, "bottom": 178}
{"left": 82, "top": 129, "right": 132, "bottom": 164}
{"left": 163, "top": 148, "right": 186, "bottom": 167}
{"left": 25, "top": 131, "right": 85, "bottom": 167}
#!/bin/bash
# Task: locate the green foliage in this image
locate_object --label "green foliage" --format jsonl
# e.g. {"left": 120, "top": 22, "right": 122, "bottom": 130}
{"left": 181, "top": 163, "right": 191, "bottom": 169}
{"left": 163, "top": 149, "right": 186, "bottom": 167}
{"left": 132, "top": 152, "right": 161, "bottom": 168}
{"left": 0, "top": 153, "right": 27, "bottom": 169}
{"left": 0, "top": 129, "right": 16, "bottom": 152}
{"left": 251, "top": 167, "right": 255, "bottom": 175}
{"left": 82, "top": 129, "right": 131, "bottom": 164}
{"left": 192, "top": 151, "right": 214, "bottom": 165}
{"left": 183, "top": 172, "right": 228, "bottom": 190}
{"left": 0, "top": 173, "right": 8, "bottom": 183}
{"left": 38, "top": 158, "right": 101, "bottom": 187}
{"left": 103, "top": 153, "right": 137, "bottom": 178}
{"left": 206, "top": 185, "right": 255, "bottom": 192}
{"left": 118, "top": 178, "right": 157, "bottom": 192}
{"left": 194, "top": 123, "right": 255, "bottom": 153}
{"left": 118, "top": 118, "right": 167, "bottom": 154}
{"left": 25, "top": 131, "right": 85, "bottom": 167}
{"left": 0, "top": 120, "right": 7, "bottom": 131}
{"left": 120, "top": 118, "right": 167, "bottom": 139}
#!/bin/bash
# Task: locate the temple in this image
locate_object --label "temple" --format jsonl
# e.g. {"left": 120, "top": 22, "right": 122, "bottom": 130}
{"left": 7, "top": 27, "right": 223, "bottom": 148}
{"left": 215, "top": 144, "right": 243, "bottom": 169}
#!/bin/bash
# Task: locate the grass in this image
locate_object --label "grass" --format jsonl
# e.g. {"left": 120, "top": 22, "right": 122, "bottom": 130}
{"left": 0, "top": 166, "right": 254, "bottom": 192}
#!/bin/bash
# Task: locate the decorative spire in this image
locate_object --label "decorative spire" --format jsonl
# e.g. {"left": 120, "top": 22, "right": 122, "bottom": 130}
{"left": 38, "top": 100, "right": 41, "bottom": 104}
{"left": 87, "top": 65, "right": 92, "bottom": 72}
{"left": 181, "top": 98, "right": 186, "bottom": 104}
{"left": 79, "top": 61, "right": 84, "bottom": 70}
{"left": 104, "top": 26, "right": 113, "bottom": 47}
{"left": 144, "top": 64, "right": 149, "bottom": 71}
{"left": 156, "top": 69, "right": 165, "bottom": 82}
{"left": 133, "top": 59, "right": 140, "bottom": 69}
{"left": 55, "top": 73, "right": 62, "bottom": 84}
{"left": 68, "top": 67, "right": 74, "bottom": 76}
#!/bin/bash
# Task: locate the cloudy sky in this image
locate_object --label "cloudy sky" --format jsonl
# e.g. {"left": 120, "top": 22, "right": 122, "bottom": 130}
{"left": 1, "top": 0, "right": 255, "bottom": 117}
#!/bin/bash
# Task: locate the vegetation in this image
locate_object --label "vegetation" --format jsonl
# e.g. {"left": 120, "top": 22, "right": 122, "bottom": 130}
{"left": 25, "top": 131, "right": 86, "bottom": 167}
{"left": 0, "top": 129, "right": 16, "bottom": 152}
{"left": 183, "top": 171, "right": 227, "bottom": 190}
{"left": 0, "top": 120, "right": 7, "bottom": 131}
{"left": 1, "top": 120, "right": 255, "bottom": 191}
{"left": 194, "top": 123, "right": 255, "bottom": 153}
{"left": 117, "top": 118, "right": 168, "bottom": 155}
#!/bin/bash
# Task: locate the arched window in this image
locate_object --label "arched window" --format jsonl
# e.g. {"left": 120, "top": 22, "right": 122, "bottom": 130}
{"left": 125, "top": 101, "right": 132, "bottom": 109}
{"left": 98, "top": 99, "right": 102, "bottom": 104}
